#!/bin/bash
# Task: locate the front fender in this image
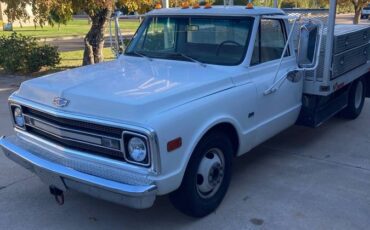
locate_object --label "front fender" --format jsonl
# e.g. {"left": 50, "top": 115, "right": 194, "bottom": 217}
{"left": 148, "top": 85, "right": 257, "bottom": 195}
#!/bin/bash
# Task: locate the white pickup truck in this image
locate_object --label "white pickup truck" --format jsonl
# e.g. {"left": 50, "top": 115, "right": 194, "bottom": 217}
{"left": 1, "top": 5, "right": 370, "bottom": 217}
{"left": 362, "top": 4, "right": 370, "bottom": 19}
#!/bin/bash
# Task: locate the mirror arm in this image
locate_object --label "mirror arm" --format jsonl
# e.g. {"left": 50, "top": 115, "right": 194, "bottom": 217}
{"left": 265, "top": 17, "right": 299, "bottom": 96}
{"left": 115, "top": 13, "right": 125, "bottom": 54}
{"left": 109, "top": 17, "right": 115, "bottom": 57}
{"left": 271, "top": 17, "right": 299, "bottom": 84}
{"left": 264, "top": 71, "right": 292, "bottom": 95}
{"left": 109, "top": 11, "right": 125, "bottom": 58}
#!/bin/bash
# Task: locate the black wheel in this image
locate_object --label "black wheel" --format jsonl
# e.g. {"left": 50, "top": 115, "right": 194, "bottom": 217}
{"left": 341, "top": 78, "right": 366, "bottom": 119}
{"left": 169, "top": 132, "right": 233, "bottom": 218}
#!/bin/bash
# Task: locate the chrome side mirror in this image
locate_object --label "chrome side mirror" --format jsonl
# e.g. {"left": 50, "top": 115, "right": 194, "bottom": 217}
{"left": 298, "top": 21, "right": 320, "bottom": 68}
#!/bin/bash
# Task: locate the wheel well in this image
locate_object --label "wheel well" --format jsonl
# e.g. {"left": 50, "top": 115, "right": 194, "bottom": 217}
{"left": 203, "top": 123, "right": 239, "bottom": 156}
{"left": 365, "top": 72, "right": 370, "bottom": 98}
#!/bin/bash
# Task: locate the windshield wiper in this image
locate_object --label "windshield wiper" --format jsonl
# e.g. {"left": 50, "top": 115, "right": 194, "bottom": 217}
{"left": 169, "top": 52, "right": 207, "bottom": 67}
{"left": 127, "top": 50, "right": 153, "bottom": 61}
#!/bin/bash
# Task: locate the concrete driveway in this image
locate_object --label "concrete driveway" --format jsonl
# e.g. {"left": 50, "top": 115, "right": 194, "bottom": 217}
{"left": 0, "top": 75, "right": 370, "bottom": 230}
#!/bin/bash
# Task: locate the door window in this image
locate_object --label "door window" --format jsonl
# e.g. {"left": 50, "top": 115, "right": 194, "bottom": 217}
{"left": 251, "top": 19, "right": 289, "bottom": 66}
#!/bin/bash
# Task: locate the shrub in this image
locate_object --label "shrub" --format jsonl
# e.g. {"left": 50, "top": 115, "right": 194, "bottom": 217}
{"left": 27, "top": 45, "right": 61, "bottom": 72}
{"left": 0, "top": 32, "right": 61, "bottom": 73}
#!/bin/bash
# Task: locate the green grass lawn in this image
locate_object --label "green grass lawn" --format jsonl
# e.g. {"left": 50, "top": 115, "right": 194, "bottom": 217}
{"left": 0, "top": 19, "right": 140, "bottom": 38}
{"left": 58, "top": 48, "right": 115, "bottom": 68}
{"left": 33, "top": 48, "right": 116, "bottom": 77}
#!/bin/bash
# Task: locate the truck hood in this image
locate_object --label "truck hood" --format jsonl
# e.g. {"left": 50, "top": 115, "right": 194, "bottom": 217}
{"left": 15, "top": 56, "right": 235, "bottom": 123}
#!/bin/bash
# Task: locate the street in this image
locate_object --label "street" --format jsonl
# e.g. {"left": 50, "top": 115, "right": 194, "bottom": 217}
{"left": 1, "top": 73, "right": 370, "bottom": 230}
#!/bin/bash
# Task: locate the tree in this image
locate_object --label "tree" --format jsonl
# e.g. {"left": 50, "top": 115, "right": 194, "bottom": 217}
{"left": 350, "top": 0, "right": 368, "bottom": 24}
{"left": 48, "top": 1, "right": 74, "bottom": 30}
{"left": 70, "top": 0, "right": 115, "bottom": 65}
{"left": 116, "top": 0, "right": 153, "bottom": 14}
{"left": 1, "top": 0, "right": 30, "bottom": 26}
{"left": 1, "top": 0, "right": 116, "bottom": 65}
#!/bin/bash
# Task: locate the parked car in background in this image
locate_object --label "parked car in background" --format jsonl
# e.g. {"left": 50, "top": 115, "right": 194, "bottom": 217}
{"left": 361, "top": 4, "right": 370, "bottom": 19}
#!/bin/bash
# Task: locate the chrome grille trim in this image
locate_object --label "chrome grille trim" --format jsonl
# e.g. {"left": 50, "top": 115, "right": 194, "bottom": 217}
{"left": 23, "top": 106, "right": 124, "bottom": 138}
{"left": 24, "top": 114, "right": 122, "bottom": 152}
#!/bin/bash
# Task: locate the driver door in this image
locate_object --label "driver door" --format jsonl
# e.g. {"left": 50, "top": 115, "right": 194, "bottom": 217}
{"left": 249, "top": 18, "right": 303, "bottom": 145}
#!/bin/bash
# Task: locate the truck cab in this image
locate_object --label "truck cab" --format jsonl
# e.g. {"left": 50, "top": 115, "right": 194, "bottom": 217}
{"left": 1, "top": 5, "right": 369, "bottom": 218}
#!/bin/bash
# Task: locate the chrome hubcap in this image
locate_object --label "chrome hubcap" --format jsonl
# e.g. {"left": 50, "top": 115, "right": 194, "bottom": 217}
{"left": 355, "top": 81, "right": 364, "bottom": 109}
{"left": 196, "top": 148, "right": 225, "bottom": 199}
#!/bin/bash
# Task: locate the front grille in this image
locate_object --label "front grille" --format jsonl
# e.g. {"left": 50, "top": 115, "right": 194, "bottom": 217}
{"left": 21, "top": 106, "right": 126, "bottom": 162}
{"left": 23, "top": 107, "right": 123, "bottom": 138}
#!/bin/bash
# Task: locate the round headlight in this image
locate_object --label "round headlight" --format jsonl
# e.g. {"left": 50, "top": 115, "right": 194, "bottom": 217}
{"left": 13, "top": 107, "right": 25, "bottom": 127}
{"left": 128, "top": 137, "right": 147, "bottom": 162}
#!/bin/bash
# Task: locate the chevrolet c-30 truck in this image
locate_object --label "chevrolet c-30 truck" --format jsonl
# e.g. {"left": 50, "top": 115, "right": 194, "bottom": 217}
{"left": 1, "top": 4, "right": 370, "bottom": 217}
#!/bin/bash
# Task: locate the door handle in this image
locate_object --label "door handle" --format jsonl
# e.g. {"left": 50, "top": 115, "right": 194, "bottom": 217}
{"left": 286, "top": 70, "right": 301, "bottom": 82}
{"left": 264, "top": 70, "right": 301, "bottom": 95}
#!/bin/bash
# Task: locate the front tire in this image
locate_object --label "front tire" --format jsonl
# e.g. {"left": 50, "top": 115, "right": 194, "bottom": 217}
{"left": 169, "top": 132, "right": 233, "bottom": 218}
{"left": 341, "top": 78, "right": 366, "bottom": 119}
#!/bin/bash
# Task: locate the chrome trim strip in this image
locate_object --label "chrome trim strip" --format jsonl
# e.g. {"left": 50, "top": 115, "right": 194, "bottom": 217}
{"left": 28, "top": 117, "right": 102, "bottom": 145}
{"left": 9, "top": 95, "right": 161, "bottom": 174}
{"left": 0, "top": 136, "right": 157, "bottom": 206}
{"left": 24, "top": 114, "right": 122, "bottom": 152}
{"left": 25, "top": 114, "right": 123, "bottom": 142}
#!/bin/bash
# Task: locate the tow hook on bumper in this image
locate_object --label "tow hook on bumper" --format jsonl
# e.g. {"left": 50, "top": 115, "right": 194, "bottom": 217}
{"left": 49, "top": 186, "right": 65, "bottom": 205}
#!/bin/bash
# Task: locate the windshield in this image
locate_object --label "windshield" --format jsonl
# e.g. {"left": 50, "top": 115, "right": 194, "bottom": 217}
{"left": 125, "top": 16, "right": 254, "bottom": 66}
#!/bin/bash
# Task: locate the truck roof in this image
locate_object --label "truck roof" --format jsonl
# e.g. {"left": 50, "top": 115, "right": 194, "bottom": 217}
{"left": 146, "top": 6, "right": 285, "bottom": 17}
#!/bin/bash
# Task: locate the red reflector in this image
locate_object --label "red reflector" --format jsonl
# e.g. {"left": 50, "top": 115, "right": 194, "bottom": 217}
{"left": 167, "top": 138, "right": 182, "bottom": 152}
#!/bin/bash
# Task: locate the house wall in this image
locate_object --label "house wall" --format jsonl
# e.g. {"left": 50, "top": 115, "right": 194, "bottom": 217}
{"left": 0, "top": 3, "right": 35, "bottom": 26}
{"left": 0, "top": 3, "right": 5, "bottom": 21}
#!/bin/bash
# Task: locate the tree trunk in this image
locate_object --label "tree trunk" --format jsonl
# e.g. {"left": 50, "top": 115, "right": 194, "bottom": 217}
{"left": 82, "top": 8, "right": 113, "bottom": 66}
{"left": 354, "top": 6, "right": 362, "bottom": 24}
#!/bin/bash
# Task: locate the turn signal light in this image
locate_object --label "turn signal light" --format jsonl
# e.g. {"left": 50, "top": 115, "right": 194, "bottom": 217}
{"left": 246, "top": 2, "right": 254, "bottom": 9}
{"left": 155, "top": 2, "right": 162, "bottom": 9}
{"left": 193, "top": 2, "right": 200, "bottom": 9}
{"left": 167, "top": 137, "right": 182, "bottom": 152}
{"left": 204, "top": 2, "right": 212, "bottom": 9}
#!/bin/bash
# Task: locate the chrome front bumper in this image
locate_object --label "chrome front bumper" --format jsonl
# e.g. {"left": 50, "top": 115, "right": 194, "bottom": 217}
{"left": 0, "top": 135, "right": 157, "bottom": 209}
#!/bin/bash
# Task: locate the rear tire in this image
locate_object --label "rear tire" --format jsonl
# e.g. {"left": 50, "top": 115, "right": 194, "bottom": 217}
{"left": 169, "top": 132, "right": 233, "bottom": 218}
{"left": 341, "top": 78, "right": 366, "bottom": 119}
